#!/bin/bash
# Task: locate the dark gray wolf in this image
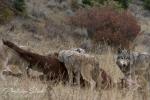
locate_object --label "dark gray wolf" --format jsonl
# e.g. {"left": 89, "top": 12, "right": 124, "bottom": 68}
{"left": 116, "top": 48, "right": 150, "bottom": 77}
{"left": 116, "top": 49, "right": 150, "bottom": 100}
{"left": 116, "top": 48, "right": 150, "bottom": 92}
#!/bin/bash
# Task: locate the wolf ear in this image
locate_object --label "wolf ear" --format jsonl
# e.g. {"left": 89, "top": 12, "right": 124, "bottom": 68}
{"left": 127, "top": 49, "right": 130, "bottom": 54}
{"left": 117, "top": 48, "right": 122, "bottom": 54}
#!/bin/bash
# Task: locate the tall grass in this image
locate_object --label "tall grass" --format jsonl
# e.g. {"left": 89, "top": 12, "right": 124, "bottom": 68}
{"left": 0, "top": 50, "right": 149, "bottom": 100}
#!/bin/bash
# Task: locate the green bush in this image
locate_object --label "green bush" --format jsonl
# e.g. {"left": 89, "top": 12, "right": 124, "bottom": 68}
{"left": 82, "top": 0, "right": 131, "bottom": 9}
{"left": 0, "top": 0, "right": 27, "bottom": 24}
{"left": 14, "top": 0, "right": 26, "bottom": 15}
{"left": 116, "top": 0, "right": 131, "bottom": 9}
{"left": 82, "top": 0, "right": 106, "bottom": 6}
{"left": 143, "top": 0, "right": 150, "bottom": 10}
{"left": 82, "top": 0, "right": 92, "bottom": 6}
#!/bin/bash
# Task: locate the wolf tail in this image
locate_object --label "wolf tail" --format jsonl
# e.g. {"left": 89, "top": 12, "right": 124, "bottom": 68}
{"left": 2, "top": 39, "right": 42, "bottom": 62}
{"left": 3, "top": 39, "right": 26, "bottom": 54}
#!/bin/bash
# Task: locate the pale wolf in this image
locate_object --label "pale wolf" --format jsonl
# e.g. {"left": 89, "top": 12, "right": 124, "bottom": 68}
{"left": 58, "top": 49, "right": 100, "bottom": 90}
{"left": 70, "top": 48, "right": 85, "bottom": 54}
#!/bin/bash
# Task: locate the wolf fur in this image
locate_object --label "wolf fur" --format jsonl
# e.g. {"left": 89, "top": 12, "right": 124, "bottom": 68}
{"left": 116, "top": 49, "right": 150, "bottom": 77}
{"left": 58, "top": 49, "right": 113, "bottom": 90}
{"left": 116, "top": 49, "right": 150, "bottom": 98}
{"left": 2, "top": 40, "right": 69, "bottom": 82}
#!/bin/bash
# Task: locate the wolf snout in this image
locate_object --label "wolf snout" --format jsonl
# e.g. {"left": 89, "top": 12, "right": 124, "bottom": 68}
{"left": 123, "top": 64, "right": 127, "bottom": 67}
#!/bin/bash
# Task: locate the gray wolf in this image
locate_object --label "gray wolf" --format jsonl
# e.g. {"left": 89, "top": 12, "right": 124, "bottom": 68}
{"left": 116, "top": 49, "right": 150, "bottom": 92}
{"left": 116, "top": 48, "right": 150, "bottom": 100}
{"left": 116, "top": 48, "right": 150, "bottom": 77}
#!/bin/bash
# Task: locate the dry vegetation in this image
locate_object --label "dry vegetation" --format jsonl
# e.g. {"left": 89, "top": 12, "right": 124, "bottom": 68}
{"left": 70, "top": 7, "right": 141, "bottom": 48}
{"left": 0, "top": 0, "right": 150, "bottom": 100}
{"left": 0, "top": 47, "right": 150, "bottom": 100}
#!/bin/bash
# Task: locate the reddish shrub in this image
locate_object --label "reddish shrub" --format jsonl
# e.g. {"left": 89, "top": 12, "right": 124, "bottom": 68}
{"left": 70, "top": 7, "right": 141, "bottom": 48}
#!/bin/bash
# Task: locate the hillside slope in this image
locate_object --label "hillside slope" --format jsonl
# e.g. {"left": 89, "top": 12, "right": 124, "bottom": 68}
{"left": 129, "top": 0, "right": 150, "bottom": 53}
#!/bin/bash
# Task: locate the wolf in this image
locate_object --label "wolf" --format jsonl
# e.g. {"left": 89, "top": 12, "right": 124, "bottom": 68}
{"left": 116, "top": 48, "right": 150, "bottom": 93}
{"left": 58, "top": 49, "right": 112, "bottom": 90}
{"left": 2, "top": 40, "right": 69, "bottom": 82}
{"left": 116, "top": 49, "right": 150, "bottom": 76}
{"left": 70, "top": 48, "right": 85, "bottom": 54}
{"left": 58, "top": 49, "right": 98, "bottom": 89}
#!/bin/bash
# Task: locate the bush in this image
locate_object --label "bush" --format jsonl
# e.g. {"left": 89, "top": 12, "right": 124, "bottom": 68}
{"left": 70, "top": 7, "right": 140, "bottom": 48}
{"left": 115, "top": 0, "right": 131, "bottom": 9}
{"left": 0, "top": 7, "right": 14, "bottom": 24}
{"left": 0, "top": 0, "right": 27, "bottom": 24}
{"left": 82, "top": 0, "right": 131, "bottom": 9}
{"left": 13, "top": 0, "right": 26, "bottom": 15}
{"left": 82, "top": 0, "right": 106, "bottom": 6}
{"left": 143, "top": 0, "right": 150, "bottom": 10}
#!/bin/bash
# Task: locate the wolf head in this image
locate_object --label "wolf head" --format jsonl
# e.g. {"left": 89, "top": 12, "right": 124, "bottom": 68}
{"left": 116, "top": 49, "right": 131, "bottom": 75}
{"left": 71, "top": 48, "right": 85, "bottom": 54}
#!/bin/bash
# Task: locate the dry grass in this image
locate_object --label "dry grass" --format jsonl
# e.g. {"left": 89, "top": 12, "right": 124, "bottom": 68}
{"left": 0, "top": 49, "right": 149, "bottom": 100}
{"left": 0, "top": 21, "right": 149, "bottom": 100}
{"left": 0, "top": 0, "right": 149, "bottom": 99}
{"left": 0, "top": 73, "right": 149, "bottom": 100}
